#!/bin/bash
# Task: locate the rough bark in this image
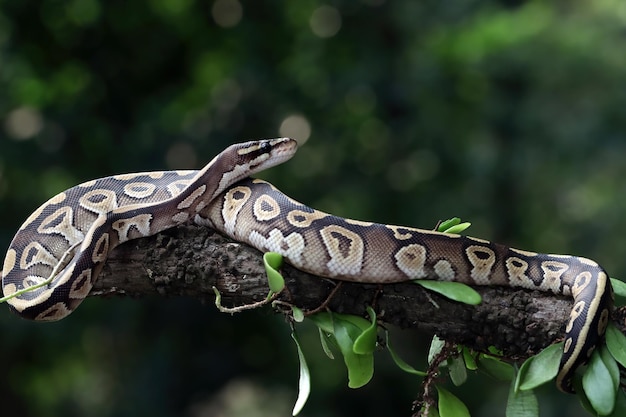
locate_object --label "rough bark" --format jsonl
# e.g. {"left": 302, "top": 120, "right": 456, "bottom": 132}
{"left": 89, "top": 223, "right": 623, "bottom": 363}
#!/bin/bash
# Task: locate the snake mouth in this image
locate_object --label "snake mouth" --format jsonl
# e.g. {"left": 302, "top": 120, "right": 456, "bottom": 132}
{"left": 265, "top": 137, "right": 299, "bottom": 164}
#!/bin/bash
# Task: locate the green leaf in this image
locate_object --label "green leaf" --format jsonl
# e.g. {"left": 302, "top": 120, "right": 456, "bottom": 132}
{"left": 438, "top": 217, "right": 461, "bottom": 232}
{"left": 263, "top": 252, "right": 285, "bottom": 293}
{"left": 212, "top": 286, "right": 222, "bottom": 308}
{"left": 308, "top": 311, "right": 374, "bottom": 388}
{"left": 478, "top": 355, "right": 515, "bottom": 382}
{"left": 318, "top": 327, "right": 335, "bottom": 359}
{"left": 307, "top": 310, "right": 378, "bottom": 388}
{"left": 415, "top": 280, "right": 482, "bottom": 305}
{"left": 333, "top": 312, "right": 372, "bottom": 331}
{"left": 610, "top": 278, "right": 626, "bottom": 301}
{"left": 308, "top": 312, "right": 334, "bottom": 334}
{"left": 462, "top": 348, "right": 478, "bottom": 371}
{"left": 606, "top": 323, "right": 626, "bottom": 369}
{"left": 576, "top": 376, "right": 596, "bottom": 416}
{"left": 386, "top": 331, "right": 427, "bottom": 376}
{"left": 437, "top": 217, "right": 472, "bottom": 234}
{"left": 292, "top": 306, "right": 304, "bottom": 323}
{"left": 517, "top": 343, "right": 561, "bottom": 391}
{"left": 428, "top": 335, "right": 446, "bottom": 364}
{"left": 600, "top": 344, "right": 620, "bottom": 392}
{"left": 309, "top": 312, "right": 336, "bottom": 358}
{"left": 291, "top": 331, "right": 311, "bottom": 416}
{"left": 448, "top": 355, "right": 468, "bottom": 386}
{"left": 352, "top": 307, "right": 377, "bottom": 355}
{"left": 506, "top": 377, "right": 539, "bottom": 417}
{"left": 436, "top": 385, "right": 471, "bottom": 417}
{"left": 325, "top": 310, "right": 378, "bottom": 354}
{"left": 442, "top": 222, "right": 472, "bottom": 234}
{"left": 582, "top": 349, "right": 616, "bottom": 416}
{"left": 487, "top": 346, "right": 503, "bottom": 356}
{"left": 333, "top": 317, "right": 374, "bottom": 388}
{"left": 333, "top": 315, "right": 370, "bottom": 351}
{"left": 608, "top": 390, "right": 626, "bottom": 417}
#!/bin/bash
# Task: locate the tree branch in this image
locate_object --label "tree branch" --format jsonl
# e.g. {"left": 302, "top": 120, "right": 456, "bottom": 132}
{"left": 93, "top": 223, "right": 618, "bottom": 362}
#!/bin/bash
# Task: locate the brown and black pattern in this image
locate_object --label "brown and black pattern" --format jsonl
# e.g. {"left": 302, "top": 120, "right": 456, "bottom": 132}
{"left": 1, "top": 138, "right": 613, "bottom": 393}
{"left": 1, "top": 138, "right": 296, "bottom": 322}
{"left": 202, "top": 177, "right": 613, "bottom": 393}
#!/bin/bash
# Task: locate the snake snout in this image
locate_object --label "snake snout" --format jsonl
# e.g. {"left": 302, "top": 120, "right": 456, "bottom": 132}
{"left": 238, "top": 137, "right": 298, "bottom": 173}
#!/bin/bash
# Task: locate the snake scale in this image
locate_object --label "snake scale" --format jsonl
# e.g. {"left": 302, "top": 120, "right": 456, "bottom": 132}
{"left": 1, "top": 138, "right": 613, "bottom": 393}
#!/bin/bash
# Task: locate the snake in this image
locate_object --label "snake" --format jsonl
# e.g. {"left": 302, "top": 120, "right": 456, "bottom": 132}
{"left": 0, "top": 137, "right": 613, "bottom": 393}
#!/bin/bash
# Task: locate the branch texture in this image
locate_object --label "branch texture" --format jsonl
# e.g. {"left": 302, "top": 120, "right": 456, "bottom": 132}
{"left": 89, "top": 223, "right": 609, "bottom": 362}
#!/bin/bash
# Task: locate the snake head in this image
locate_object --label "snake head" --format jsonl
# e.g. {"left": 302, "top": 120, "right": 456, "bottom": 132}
{"left": 231, "top": 137, "right": 298, "bottom": 172}
{"left": 209, "top": 138, "right": 298, "bottom": 197}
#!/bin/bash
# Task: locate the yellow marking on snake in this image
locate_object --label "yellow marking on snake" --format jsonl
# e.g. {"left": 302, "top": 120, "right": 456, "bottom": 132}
{"left": 466, "top": 245, "right": 496, "bottom": 284}
{"left": 539, "top": 261, "right": 569, "bottom": 293}
{"left": 253, "top": 195, "right": 281, "bottom": 221}
{"left": 319, "top": 225, "right": 364, "bottom": 276}
{"left": 37, "top": 207, "right": 85, "bottom": 246}
{"left": 124, "top": 182, "right": 157, "bottom": 199}
{"left": 79, "top": 189, "right": 118, "bottom": 214}
{"left": 395, "top": 244, "right": 427, "bottom": 279}
{"left": 249, "top": 228, "right": 305, "bottom": 265}
{"left": 386, "top": 225, "right": 413, "bottom": 240}
{"left": 112, "top": 214, "right": 153, "bottom": 242}
{"left": 505, "top": 256, "right": 533, "bottom": 287}
{"left": 287, "top": 209, "right": 328, "bottom": 228}
{"left": 0, "top": 138, "right": 612, "bottom": 394}
{"left": 177, "top": 185, "right": 207, "bottom": 209}
{"left": 1, "top": 249, "right": 17, "bottom": 277}
{"left": 434, "top": 259, "right": 455, "bottom": 280}
{"left": 20, "top": 242, "right": 58, "bottom": 269}
{"left": 222, "top": 186, "right": 252, "bottom": 236}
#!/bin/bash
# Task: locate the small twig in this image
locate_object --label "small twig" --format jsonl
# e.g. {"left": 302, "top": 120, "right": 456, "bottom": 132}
{"left": 304, "top": 282, "right": 343, "bottom": 316}
{"left": 413, "top": 340, "right": 458, "bottom": 417}
{"left": 423, "top": 290, "right": 440, "bottom": 309}
{"left": 212, "top": 286, "right": 279, "bottom": 314}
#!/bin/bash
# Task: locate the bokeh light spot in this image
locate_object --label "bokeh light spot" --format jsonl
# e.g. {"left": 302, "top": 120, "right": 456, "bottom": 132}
{"left": 279, "top": 114, "right": 311, "bottom": 145}
{"left": 310, "top": 6, "right": 341, "bottom": 38}
{"left": 212, "top": 0, "right": 243, "bottom": 28}
{"left": 4, "top": 107, "right": 44, "bottom": 141}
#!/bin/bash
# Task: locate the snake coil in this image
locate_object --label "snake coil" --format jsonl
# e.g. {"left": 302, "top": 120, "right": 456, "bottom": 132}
{"left": 1, "top": 138, "right": 613, "bottom": 393}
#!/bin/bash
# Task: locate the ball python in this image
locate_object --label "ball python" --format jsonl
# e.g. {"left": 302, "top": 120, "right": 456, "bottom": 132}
{"left": 0, "top": 138, "right": 613, "bottom": 393}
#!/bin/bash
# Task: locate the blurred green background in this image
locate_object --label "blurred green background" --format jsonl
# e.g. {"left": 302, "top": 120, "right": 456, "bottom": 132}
{"left": 1, "top": 1, "right": 625, "bottom": 416}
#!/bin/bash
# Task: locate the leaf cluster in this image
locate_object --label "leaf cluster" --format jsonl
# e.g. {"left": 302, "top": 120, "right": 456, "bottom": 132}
{"left": 257, "top": 218, "right": 626, "bottom": 416}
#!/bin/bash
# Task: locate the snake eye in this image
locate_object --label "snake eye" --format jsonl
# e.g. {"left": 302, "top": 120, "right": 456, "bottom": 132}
{"left": 260, "top": 141, "right": 272, "bottom": 154}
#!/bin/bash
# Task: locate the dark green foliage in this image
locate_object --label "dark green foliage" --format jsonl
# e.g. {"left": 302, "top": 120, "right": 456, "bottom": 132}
{"left": 1, "top": 1, "right": 625, "bottom": 416}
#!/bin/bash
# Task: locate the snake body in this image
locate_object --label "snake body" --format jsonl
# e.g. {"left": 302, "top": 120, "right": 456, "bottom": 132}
{"left": 1, "top": 138, "right": 613, "bottom": 393}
